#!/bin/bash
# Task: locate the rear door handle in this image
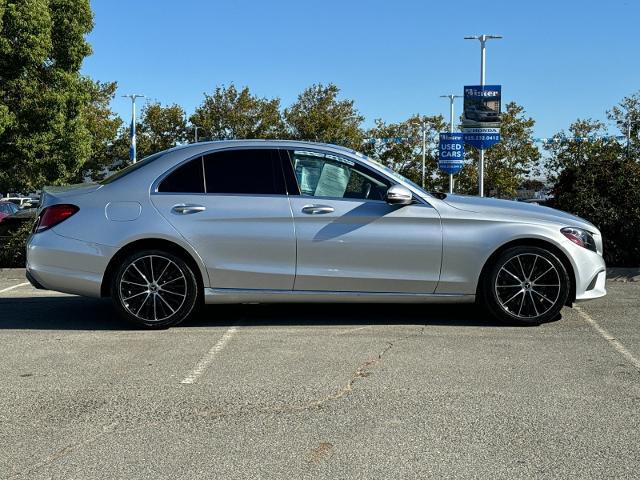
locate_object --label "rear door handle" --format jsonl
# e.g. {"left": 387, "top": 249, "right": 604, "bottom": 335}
{"left": 301, "top": 205, "right": 334, "bottom": 215}
{"left": 171, "top": 204, "right": 206, "bottom": 215}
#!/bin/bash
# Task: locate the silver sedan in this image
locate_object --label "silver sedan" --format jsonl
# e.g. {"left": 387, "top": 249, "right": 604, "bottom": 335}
{"left": 26, "top": 140, "right": 606, "bottom": 328}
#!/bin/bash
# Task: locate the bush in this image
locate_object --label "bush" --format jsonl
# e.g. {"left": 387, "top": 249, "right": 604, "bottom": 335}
{"left": 550, "top": 157, "right": 640, "bottom": 267}
{"left": 0, "top": 222, "right": 31, "bottom": 268}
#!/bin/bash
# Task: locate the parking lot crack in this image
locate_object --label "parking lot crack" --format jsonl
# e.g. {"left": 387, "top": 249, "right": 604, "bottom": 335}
{"left": 6, "top": 422, "right": 119, "bottom": 480}
{"left": 189, "top": 326, "right": 426, "bottom": 420}
{"left": 266, "top": 325, "right": 426, "bottom": 414}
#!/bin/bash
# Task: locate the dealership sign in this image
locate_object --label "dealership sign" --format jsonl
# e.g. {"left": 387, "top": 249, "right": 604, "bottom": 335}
{"left": 438, "top": 132, "right": 465, "bottom": 174}
{"left": 462, "top": 85, "right": 502, "bottom": 149}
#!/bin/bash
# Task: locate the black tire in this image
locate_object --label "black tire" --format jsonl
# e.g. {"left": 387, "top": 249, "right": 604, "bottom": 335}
{"left": 111, "top": 249, "right": 199, "bottom": 328}
{"left": 481, "top": 246, "right": 570, "bottom": 325}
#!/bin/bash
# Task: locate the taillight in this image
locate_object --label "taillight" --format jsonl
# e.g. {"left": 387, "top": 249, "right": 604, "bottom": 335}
{"left": 33, "top": 204, "right": 79, "bottom": 233}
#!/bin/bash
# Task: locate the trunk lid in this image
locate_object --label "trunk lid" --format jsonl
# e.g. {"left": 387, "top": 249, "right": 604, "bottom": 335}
{"left": 40, "top": 183, "right": 102, "bottom": 211}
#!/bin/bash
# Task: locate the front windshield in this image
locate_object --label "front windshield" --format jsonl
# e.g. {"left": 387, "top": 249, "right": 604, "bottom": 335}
{"left": 99, "top": 151, "right": 166, "bottom": 185}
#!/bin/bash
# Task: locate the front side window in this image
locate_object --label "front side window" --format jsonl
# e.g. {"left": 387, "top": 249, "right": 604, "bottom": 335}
{"left": 203, "top": 149, "right": 285, "bottom": 195}
{"left": 288, "top": 150, "right": 390, "bottom": 201}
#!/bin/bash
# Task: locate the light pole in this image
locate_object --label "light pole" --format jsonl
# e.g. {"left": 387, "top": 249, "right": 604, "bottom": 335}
{"left": 464, "top": 34, "right": 502, "bottom": 197}
{"left": 440, "top": 94, "right": 463, "bottom": 193}
{"left": 193, "top": 125, "right": 201, "bottom": 143}
{"left": 421, "top": 122, "right": 426, "bottom": 188}
{"left": 122, "top": 94, "right": 145, "bottom": 163}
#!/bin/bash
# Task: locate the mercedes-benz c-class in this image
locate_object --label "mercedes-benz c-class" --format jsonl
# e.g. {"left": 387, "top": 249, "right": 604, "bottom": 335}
{"left": 26, "top": 140, "right": 606, "bottom": 328}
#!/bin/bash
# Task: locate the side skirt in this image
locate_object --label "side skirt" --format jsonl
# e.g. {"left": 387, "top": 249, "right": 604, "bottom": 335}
{"left": 204, "top": 288, "right": 476, "bottom": 305}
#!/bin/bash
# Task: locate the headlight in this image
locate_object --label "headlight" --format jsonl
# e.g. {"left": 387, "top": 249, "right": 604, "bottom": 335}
{"left": 561, "top": 227, "right": 597, "bottom": 252}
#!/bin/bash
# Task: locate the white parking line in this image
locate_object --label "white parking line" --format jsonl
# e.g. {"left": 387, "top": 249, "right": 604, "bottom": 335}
{"left": 336, "top": 326, "right": 370, "bottom": 336}
{"left": 180, "top": 325, "right": 239, "bottom": 384}
{"left": 575, "top": 306, "right": 640, "bottom": 371}
{"left": 0, "top": 282, "right": 30, "bottom": 294}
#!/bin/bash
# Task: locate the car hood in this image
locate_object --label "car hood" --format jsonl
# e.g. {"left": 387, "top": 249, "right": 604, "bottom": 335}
{"left": 440, "top": 194, "right": 597, "bottom": 231}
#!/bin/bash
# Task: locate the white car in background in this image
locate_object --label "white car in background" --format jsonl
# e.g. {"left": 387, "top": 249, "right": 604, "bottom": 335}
{"left": 3, "top": 197, "right": 33, "bottom": 209}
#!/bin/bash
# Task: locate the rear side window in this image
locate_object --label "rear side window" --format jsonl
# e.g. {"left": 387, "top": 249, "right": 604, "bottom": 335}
{"left": 158, "top": 158, "right": 205, "bottom": 193}
{"left": 203, "top": 149, "right": 285, "bottom": 195}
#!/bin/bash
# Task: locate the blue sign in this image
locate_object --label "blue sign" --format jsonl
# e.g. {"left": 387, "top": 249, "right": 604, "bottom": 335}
{"left": 438, "top": 132, "right": 465, "bottom": 174}
{"left": 463, "top": 127, "right": 501, "bottom": 149}
{"left": 462, "top": 84, "right": 502, "bottom": 149}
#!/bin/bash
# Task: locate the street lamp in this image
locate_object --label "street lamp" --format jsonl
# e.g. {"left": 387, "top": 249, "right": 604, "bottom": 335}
{"left": 122, "top": 94, "right": 145, "bottom": 163}
{"left": 464, "top": 34, "right": 502, "bottom": 197}
{"left": 440, "top": 94, "right": 463, "bottom": 194}
{"left": 193, "top": 125, "right": 201, "bottom": 143}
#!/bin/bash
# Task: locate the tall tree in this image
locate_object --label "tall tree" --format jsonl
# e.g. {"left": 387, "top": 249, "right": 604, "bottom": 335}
{"left": 362, "top": 114, "right": 447, "bottom": 190}
{"left": 189, "top": 84, "right": 285, "bottom": 141}
{"left": 544, "top": 119, "right": 618, "bottom": 177}
{"left": 77, "top": 80, "right": 123, "bottom": 181}
{"left": 0, "top": 0, "right": 94, "bottom": 193}
{"left": 456, "top": 102, "right": 541, "bottom": 197}
{"left": 136, "top": 101, "right": 187, "bottom": 158}
{"left": 284, "top": 83, "right": 364, "bottom": 149}
{"left": 607, "top": 90, "right": 640, "bottom": 159}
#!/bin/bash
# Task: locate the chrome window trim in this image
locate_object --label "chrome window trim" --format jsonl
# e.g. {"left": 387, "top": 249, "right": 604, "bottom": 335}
{"left": 150, "top": 144, "right": 431, "bottom": 207}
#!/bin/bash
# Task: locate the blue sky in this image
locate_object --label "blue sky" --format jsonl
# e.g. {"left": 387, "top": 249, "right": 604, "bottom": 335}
{"left": 83, "top": 0, "right": 638, "bottom": 139}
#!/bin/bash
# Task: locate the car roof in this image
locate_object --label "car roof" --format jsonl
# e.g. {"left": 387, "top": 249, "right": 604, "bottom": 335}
{"left": 160, "top": 139, "right": 363, "bottom": 158}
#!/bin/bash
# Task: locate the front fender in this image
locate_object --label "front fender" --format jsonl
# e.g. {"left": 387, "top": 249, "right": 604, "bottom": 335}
{"left": 435, "top": 219, "right": 576, "bottom": 295}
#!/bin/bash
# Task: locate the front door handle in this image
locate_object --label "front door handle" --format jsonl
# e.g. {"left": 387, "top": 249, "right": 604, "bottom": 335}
{"left": 301, "top": 205, "right": 334, "bottom": 215}
{"left": 171, "top": 204, "right": 206, "bottom": 215}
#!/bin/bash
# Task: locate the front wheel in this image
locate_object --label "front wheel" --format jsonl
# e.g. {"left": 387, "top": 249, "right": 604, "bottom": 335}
{"left": 111, "top": 250, "right": 199, "bottom": 328}
{"left": 482, "top": 246, "right": 570, "bottom": 325}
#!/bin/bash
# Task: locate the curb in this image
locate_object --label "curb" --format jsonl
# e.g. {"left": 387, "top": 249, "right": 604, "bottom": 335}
{"left": 606, "top": 267, "right": 640, "bottom": 283}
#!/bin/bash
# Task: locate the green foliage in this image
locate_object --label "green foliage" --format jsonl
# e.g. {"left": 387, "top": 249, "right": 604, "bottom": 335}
{"left": 546, "top": 118, "right": 638, "bottom": 266}
{"left": 519, "top": 178, "right": 545, "bottom": 191}
{"left": 137, "top": 101, "right": 187, "bottom": 158}
{"left": 190, "top": 84, "right": 286, "bottom": 141}
{"left": 78, "top": 80, "right": 123, "bottom": 181}
{"left": 0, "top": 0, "right": 94, "bottom": 193}
{"left": 457, "top": 102, "right": 541, "bottom": 197}
{"left": 0, "top": 220, "right": 31, "bottom": 267}
{"left": 545, "top": 119, "right": 619, "bottom": 177}
{"left": 284, "top": 83, "right": 364, "bottom": 149}
{"left": 607, "top": 91, "right": 640, "bottom": 159}
{"left": 362, "top": 114, "right": 447, "bottom": 189}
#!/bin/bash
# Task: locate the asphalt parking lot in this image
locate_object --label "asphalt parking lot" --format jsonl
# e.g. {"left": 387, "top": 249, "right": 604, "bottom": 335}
{"left": 1, "top": 269, "right": 639, "bottom": 479}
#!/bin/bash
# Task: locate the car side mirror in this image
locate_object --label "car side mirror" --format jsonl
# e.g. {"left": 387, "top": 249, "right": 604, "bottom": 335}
{"left": 385, "top": 185, "right": 413, "bottom": 206}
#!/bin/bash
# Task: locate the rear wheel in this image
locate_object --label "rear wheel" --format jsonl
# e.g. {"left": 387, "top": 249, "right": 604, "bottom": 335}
{"left": 111, "top": 250, "right": 198, "bottom": 328}
{"left": 482, "top": 246, "right": 570, "bottom": 325}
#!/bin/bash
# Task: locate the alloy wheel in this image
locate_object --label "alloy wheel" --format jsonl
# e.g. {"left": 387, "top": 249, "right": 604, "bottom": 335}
{"left": 119, "top": 255, "right": 188, "bottom": 323}
{"left": 494, "top": 253, "right": 562, "bottom": 319}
